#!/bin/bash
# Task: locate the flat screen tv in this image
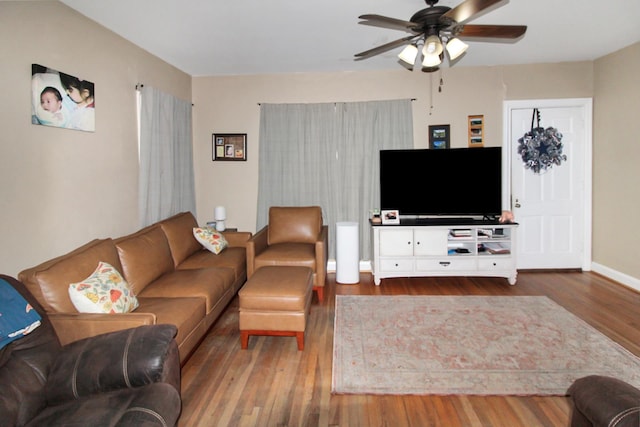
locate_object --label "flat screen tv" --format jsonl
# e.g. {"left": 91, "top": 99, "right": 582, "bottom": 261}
{"left": 380, "top": 147, "right": 503, "bottom": 219}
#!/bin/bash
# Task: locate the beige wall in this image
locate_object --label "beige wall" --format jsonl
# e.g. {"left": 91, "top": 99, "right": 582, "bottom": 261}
{"left": 0, "top": 1, "right": 191, "bottom": 276}
{"left": 592, "top": 42, "right": 640, "bottom": 281}
{"left": 192, "top": 62, "right": 593, "bottom": 233}
{"left": 2, "top": 1, "right": 639, "bottom": 286}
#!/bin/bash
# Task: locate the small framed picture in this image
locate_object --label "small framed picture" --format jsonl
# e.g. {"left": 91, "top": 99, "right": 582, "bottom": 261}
{"left": 212, "top": 133, "right": 247, "bottom": 161}
{"left": 468, "top": 115, "right": 484, "bottom": 147}
{"left": 381, "top": 209, "right": 400, "bottom": 225}
{"left": 429, "top": 124, "right": 450, "bottom": 149}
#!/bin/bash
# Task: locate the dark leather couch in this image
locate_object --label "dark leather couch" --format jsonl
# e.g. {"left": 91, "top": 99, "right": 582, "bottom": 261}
{"left": 568, "top": 375, "right": 640, "bottom": 427}
{"left": 0, "top": 274, "right": 182, "bottom": 427}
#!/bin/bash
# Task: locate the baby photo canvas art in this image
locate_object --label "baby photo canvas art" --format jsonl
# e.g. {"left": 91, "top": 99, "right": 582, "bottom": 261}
{"left": 31, "top": 64, "right": 95, "bottom": 132}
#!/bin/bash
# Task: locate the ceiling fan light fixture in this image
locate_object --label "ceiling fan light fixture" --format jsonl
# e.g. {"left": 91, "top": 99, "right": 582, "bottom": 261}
{"left": 398, "top": 44, "right": 419, "bottom": 65}
{"left": 445, "top": 37, "right": 469, "bottom": 60}
{"left": 422, "top": 52, "right": 441, "bottom": 68}
{"left": 423, "top": 35, "right": 443, "bottom": 56}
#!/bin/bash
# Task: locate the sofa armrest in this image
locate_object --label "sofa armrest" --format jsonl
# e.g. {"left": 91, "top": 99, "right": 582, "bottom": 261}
{"left": 315, "top": 225, "right": 329, "bottom": 286}
{"left": 49, "top": 312, "right": 156, "bottom": 346}
{"left": 568, "top": 375, "right": 640, "bottom": 427}
{"left": 246, "top": 226, "right": 269, "bottom": 278}
{"left": 45, "top": 324, "right": 180, "bottom": 406}
{"left": 222, "top": 230, "right": 252, "bottom": 248}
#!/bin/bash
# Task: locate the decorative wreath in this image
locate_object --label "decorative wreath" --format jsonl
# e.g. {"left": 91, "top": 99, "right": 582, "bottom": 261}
{"left": 517, "top": 108, "right": 567, "bottom": 174}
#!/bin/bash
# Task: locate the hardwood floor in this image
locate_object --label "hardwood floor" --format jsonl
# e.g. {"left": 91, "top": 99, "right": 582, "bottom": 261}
{"left": 179, "top": 271, "right": 640, "bottom": 427}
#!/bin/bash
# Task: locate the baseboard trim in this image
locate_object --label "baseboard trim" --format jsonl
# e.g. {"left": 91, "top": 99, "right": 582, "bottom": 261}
{"left": 591, "top": 262, "right": 640, "bottom": 293}
{"left": 327, "top": 260, "right": 371, "bottom": 273}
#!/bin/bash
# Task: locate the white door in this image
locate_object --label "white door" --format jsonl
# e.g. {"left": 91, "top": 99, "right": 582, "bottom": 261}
{"left": 503, "top": 99, "right": 592, "bottom": 270}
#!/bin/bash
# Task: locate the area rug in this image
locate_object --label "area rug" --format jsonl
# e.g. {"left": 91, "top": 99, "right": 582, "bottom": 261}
{"left": 332, "top": 295, "right": 640, "bottom": 395}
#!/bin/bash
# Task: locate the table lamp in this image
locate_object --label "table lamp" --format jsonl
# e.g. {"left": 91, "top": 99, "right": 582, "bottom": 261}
{"left": 214, "top": 206, "right": 226, "bottom": 231}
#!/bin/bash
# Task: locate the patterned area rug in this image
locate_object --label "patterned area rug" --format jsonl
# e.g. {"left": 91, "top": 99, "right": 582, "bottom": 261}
{"left": 332, "top": 295, "right": 640, "bottom": 395}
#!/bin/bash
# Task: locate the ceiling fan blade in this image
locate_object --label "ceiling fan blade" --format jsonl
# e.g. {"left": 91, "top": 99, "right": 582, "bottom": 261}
{"left": 442, "top": 0, "right": 503, "bottom": 24}
{"left": 355, "top": 34, "right": 419, "bottom": 59}
{"left": 458, "top": 24, "right": 527, "bottom": 39}
{"left": 358, "top": 14, "right": 419, "bottom": 31}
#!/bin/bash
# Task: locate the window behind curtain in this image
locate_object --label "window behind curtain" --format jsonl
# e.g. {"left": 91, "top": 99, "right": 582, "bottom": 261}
{"left": 257, "top": 99, "right": 413, "bottom": 261}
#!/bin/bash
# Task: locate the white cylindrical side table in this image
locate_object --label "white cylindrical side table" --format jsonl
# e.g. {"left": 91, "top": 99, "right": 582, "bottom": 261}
{"left": 336, "top": 221, "right": 359, "bottom": 284}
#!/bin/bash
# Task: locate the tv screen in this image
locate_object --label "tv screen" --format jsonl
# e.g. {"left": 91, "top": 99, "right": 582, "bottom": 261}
{"left": 380, "top": 147, "right": 502, "bottom": 218}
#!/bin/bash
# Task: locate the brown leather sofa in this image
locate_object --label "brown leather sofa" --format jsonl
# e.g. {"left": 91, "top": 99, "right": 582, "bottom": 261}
{"left": 568, "top": 375, "right": 640, "bottom": 427}
{"left": 0, "top": 274, "right": 182, "bottom": 427}
{"left": 246, "top": 206, "right": 328, "bottom": 302}
{"left": 18, "top": 211, "right": 251, "bottom": 364}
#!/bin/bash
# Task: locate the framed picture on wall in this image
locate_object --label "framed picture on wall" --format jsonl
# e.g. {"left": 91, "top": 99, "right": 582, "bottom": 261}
{"left": 31, "top": 64, "right": 95, "bottom": 132}
{"left": 212, "top": 133, "right": 247, "bottom": 161}
{"left": 468, "top": 115, "right": 484, "bottom": 147}
{"left": 429, "top": 124, "right": 450, "bottom": 149}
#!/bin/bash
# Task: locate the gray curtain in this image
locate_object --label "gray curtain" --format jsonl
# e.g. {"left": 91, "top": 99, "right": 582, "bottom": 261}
{"left": 257, "top": 99, "right": 413, "bottom": 261}
{"left": 138, "top": 86, "right": 195, "bottom": 227}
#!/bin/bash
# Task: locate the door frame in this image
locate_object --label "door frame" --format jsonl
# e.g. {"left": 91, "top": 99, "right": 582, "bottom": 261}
{"left": 502, "top": 98, "right": 593, "bottom": 271}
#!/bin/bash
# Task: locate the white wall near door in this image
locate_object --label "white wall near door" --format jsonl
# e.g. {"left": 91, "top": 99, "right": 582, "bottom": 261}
{"left": 503, "top": 99, "right": 593, "bottom": 270}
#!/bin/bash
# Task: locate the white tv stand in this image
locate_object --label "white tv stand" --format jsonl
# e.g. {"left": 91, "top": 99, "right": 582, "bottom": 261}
{"left": 371, "top": 219, "right": 518, "bottom": 286}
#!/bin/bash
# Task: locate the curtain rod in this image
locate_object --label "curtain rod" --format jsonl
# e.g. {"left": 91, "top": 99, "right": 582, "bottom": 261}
{"left": 257, "top": 98, "right": 416, "bottom": 106}
{"left": 135, "top": 83, "right": 194, "bottom": 106}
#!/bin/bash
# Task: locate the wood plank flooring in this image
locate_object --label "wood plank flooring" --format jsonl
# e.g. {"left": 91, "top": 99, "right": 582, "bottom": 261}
{"left": 179, "top": 271, "right": 640, "bottom": 427}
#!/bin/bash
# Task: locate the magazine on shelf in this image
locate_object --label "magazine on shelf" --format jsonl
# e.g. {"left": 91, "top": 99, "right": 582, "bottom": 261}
{"left": 449, "top": 229, "right": 472, "bottom": 237}
{"left": 482, "top": 242, "right": 510, "bottom": 254}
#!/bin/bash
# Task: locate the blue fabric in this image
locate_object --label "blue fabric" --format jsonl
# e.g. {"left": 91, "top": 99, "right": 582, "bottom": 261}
{"left": 0, "top": 278, "right": 41, "bottom": 349}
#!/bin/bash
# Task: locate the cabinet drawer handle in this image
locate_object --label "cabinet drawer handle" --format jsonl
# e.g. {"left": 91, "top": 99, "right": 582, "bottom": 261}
{"left": 439, "top": 261, "right": 451, "bottom": 267}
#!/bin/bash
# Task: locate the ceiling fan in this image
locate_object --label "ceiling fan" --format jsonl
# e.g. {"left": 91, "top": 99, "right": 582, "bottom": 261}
{"left": 355, "top": 0, "right": 526, "bottom": 71}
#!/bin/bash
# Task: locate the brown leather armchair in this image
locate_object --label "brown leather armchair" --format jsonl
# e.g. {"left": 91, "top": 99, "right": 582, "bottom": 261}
{"left": 246, "top": 206, "right": 328, "bottom": 302}
{"left": 568, "top": 375, "right": 640, "bottom": 427}
{"left": 0, "top": 274, "right": 182, "bottom": 427}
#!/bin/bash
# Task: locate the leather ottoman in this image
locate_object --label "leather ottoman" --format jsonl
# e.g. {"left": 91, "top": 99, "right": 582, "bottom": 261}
{"left": 238, "top": 266, "right": 313, "bottom": 350}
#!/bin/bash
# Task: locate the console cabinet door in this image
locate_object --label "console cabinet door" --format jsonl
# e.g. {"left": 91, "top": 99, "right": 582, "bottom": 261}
{"left": 414, "top": 228, "right": 448, "bottom": 256}
{"left": 379, "top": 229, "right": 413, "bottom": 256}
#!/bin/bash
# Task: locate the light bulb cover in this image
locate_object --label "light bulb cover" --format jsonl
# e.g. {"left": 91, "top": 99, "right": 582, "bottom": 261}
{"left": 423, "top": 35, "right": 443, "bottom": 56}
{"left": 446, "top": 37, "right": 469, "bottom": 60}
{"left": 398, "top": 44, "right": 419, "bottom": 65}
{"left": 214, "top": 206, "right": 226, "bottom": 220}
{"left": 422, "top": 53, "right": 442, "bottom": 67}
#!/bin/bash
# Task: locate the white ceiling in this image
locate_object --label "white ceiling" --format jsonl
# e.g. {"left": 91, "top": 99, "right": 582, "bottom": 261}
{"left": 59, "top": 0, "right": 640, "bottom": 77}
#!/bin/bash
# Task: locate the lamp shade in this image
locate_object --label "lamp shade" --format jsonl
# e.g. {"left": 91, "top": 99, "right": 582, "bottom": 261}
{"left": 423, "top": 35, "right": 443, "bottom": 56}
{"left": 446, "top": 37, "right": 469, "bottom": 60}
{"left": 422, "top": 52, "right": 442, "bottom": 67}
{"left": 398, "top": 44, "right": 419, "bottom": 65}
{"left": 214, "top": 206, "right": 226, "bottom": 221}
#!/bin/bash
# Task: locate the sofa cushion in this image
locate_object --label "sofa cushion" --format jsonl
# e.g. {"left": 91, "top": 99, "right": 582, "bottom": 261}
{"left": 177, "top": 247, "right": 247, "bottom": 282}
{"left": 68, "top": 262, "right": 138, "bottom": 314}
{"left": 254, "top": 243, "right": 317, "bottom": 270}
{"left": 268, "top": 206, "right": 322, "bottom": 245}
{"left": 137, "top": 268, "right": 235, "bottom": 313}
{"left": 158, "top": 211, "right": 203, "bottom": 267}
{"left": 135, "top": 297, "right": 206, "bottom": 357}
{"left": 115, "top": 226, "right": 174, "bottom": 295}
{"left": 18, "top": 239, "right": 123, "bottom": 313}
{"left": 193, "top": 227, "right": 228, "bottom": 254}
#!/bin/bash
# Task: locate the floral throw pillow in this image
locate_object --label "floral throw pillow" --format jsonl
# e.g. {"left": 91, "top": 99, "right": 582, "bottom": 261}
{"left": 193, "top": 227, "right": 228, "bottom": 254}
{"left": 68, "top": 262, "right": 139, "bottom": 314}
